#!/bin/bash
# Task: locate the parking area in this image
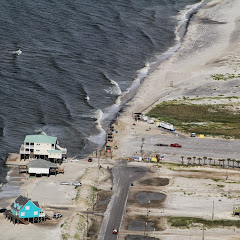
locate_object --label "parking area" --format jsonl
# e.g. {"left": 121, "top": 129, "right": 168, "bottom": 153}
{"left": 114, "top": 120, "right": 240, "bottom": 162}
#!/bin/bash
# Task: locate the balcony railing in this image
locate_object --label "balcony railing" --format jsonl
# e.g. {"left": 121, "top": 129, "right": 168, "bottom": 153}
{"left": 39, "top": 212, "right": 45, "bottom": 217}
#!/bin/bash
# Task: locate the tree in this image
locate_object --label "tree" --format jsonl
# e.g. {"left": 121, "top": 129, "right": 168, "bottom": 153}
{"left": 181, "top": 156, "right": 184, "bottom": 165}
{"left": 203, "top": 156, "right": 207, "bottom": 165}
{"left": 197, "top": 157, "right": 202, "bottom": 165}
{"left": 227, "top": 158, "right": 231, "bottom": 167}
{"left": 231, "top": 159, "right": 236, "bottom": 168}
{"left": 187, "top": 157, "right": 192, "bottom": 165}
{"left": 219, "top": 159, "right": 225, "bottom": 167}
{"left": 236, "top": 160, "right": 240, "bottom": 168}
{"left": 208, "top": 157, "right": 213, "bottom": 165}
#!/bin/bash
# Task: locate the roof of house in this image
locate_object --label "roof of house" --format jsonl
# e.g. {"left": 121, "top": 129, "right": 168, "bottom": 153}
{"left": 48, "top": 150, "right": 62, "bottom": 154}
{"left": 15, "top": 195, "right": 30, "bottom": 206}
{"left": 11, "top": 195, "right": 40, "bottom": 211}
{"left": 24, "top": 135, "right": 57, "bottom": 144}
{"left": 27, "top": 159, "right": 57, "bottom": 169}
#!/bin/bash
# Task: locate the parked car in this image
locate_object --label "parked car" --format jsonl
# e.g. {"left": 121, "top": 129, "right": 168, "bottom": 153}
{"left": 155, "top": 143, "right": 169, "bottom": 146}
{"left": 170, "top": 143, "right": 182, "bottom": 148}
{"left": 60, "top": 181, "right": 70, "bottom": 185}
{"left": 70, "top": 159, "right": 79, "bottom": 162}
{"left": 53, "top": 213, "right": 62, "bottom": 219}
{"left": 191, "top": 133, "right": 196, "bottom": 137}
{"left": 62, "top": 158, "right": 68, "bottom": 163}
{"left": 0, "top": 208, "right": 6, "bottom": 213}
{"left": 112, "top": 229, "right": 118, "bottom": 234}
{"left": 72, "top": 182, "right": 82, "bottom": 186}
{"left": 88, "top": 158, "right": 92, "bottom": 162}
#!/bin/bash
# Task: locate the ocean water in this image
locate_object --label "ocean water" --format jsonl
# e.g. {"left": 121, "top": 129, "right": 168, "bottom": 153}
{"left": 0, "top": 0, "right": 203, "bottom": 185}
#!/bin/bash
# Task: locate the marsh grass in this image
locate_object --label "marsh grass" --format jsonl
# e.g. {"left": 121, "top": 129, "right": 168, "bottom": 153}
{"left": 168, "top": 217, "right": 240, "bottom": 228}
{"left": 147, "top": 102, "right": 240, "bottom": 138}
{"left": 211, "top": 73, "right": 240, "bottom": 81}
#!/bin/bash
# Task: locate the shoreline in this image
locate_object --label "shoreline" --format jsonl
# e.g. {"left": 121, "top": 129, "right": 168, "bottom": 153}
{"left": 0, "top": 0, "right": 204, "bottom": 199}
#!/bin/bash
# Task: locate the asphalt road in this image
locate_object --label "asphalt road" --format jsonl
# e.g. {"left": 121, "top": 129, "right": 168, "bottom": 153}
{"left": 98, "top": 162, "right": 146, "bottom": 240}
{"left": 122, "top": 126, "right": 240, "bottom": 162}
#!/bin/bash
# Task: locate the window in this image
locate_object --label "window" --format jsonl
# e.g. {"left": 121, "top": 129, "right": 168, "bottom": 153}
{"left": 34, "top": 211, "right": 38, "bottom": 216}
{"left": 21, "top": 212, "right": 25, "bottom": 216}
{"left": 26, "top": 142, "right": 29, "bottom": 145}
{"left": 25, "top": 206, "right": 30, "bottom": 210}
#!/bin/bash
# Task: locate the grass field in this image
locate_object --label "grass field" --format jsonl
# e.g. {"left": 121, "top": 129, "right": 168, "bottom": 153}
{"left": 168, "top": 216, "right": 240, "bottom": 228}
{"left": 146, "top": 101, "right": 240, "bottom": 138}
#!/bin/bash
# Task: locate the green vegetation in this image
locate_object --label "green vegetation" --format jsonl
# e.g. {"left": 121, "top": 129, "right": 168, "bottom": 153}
{"left": 86, "top": 185, "right": 98, "bottom": 206}
{"left": 212, "top": 178, "right": 222, "bottom": 182}
{"left": 210, "top": 73, "right": 240, "bottom": 81}
{"left": 147, "top": 102, "right": 240, "bottom": 138}
{"left": 168, "top": 216, "right": 240, "bottom": 228}
{"left": 61, "top": 233, "right": 70, "bottom": 240}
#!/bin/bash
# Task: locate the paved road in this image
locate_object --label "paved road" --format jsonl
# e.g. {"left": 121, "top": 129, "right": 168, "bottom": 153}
{"left": 98, "top": 161, "right": 146, "bottom": 240}
{"left": 121, "top": 125, "right": 240, "bottom": 162}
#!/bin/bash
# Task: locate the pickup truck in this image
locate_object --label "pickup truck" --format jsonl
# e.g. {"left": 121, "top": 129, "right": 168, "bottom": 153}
{"left": 170, "top": 143, "right": 182, "bottom": 148}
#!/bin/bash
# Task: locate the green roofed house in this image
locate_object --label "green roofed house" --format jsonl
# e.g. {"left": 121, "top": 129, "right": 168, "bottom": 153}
{"left": 20, "top": 135, "right": 67, "bottom": 162}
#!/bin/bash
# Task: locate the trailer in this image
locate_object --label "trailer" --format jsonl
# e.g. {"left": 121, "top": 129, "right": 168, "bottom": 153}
{"left": 157, "top": 121, "right": 175, "bottom": 131}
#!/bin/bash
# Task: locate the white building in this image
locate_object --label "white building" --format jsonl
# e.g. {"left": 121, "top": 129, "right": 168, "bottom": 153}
{"left": 27, "top": 159, "right": 58, "bottom": 176}
{"left": 20, "top": 135, "right": 67, "bottom": 162}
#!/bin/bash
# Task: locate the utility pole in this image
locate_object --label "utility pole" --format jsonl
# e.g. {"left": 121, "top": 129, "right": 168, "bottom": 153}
{"left": 92, "top": 191, "right": 95, "bottom": 212}
{"left": 141, "top": 138, "right": 145, "bottom": 159}
{"left": 212, "top": 200, "right": 214, "bottom": 220}
{"left": 144, "top": 222, "right": 147, "bottom": 240}
{"left": 202, "top": 224, "right": 204, "bottom": 240}
{"left": 98, "top": 149, "right": 100, "bottom": 181}
{"left": 226, "top": 167, "right": 228, "bottom": 180}
{"left": 86, "top": 211, "right": 89, "bottom": 239}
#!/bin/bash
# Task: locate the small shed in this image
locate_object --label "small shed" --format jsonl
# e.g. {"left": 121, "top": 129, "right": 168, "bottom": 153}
{"left": 133, "top": 112, "right": 142, "bottom": 121}
{"left": 27, "top": 159, "right": 58, "bottom": 176}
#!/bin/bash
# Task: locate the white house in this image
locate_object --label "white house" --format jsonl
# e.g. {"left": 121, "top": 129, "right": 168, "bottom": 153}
{"left": 27, "top": 159, "right": 58, "bottom": 176}
{"left": 20, "top": 135, "right": 67, "bottom": 162}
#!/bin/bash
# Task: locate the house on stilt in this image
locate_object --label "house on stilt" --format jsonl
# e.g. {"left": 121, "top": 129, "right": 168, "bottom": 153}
{"left": 4, "top": 195, "right": 50, "bottom": 224}
{"left": 19, "top": 134, "right": 67, "bottom": 163}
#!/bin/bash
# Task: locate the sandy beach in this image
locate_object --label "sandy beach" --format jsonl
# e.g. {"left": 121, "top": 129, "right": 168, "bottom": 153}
{"left": 1, "top": 0, "right": 240, "bottom": 239}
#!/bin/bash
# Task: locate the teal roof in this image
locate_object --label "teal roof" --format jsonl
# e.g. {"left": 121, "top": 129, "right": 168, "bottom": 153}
{"left": 24, "top": 135, "right": 57, "bottom": 144}
{"left": 48, "top": 150, "right": 62, "bottom": 154}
